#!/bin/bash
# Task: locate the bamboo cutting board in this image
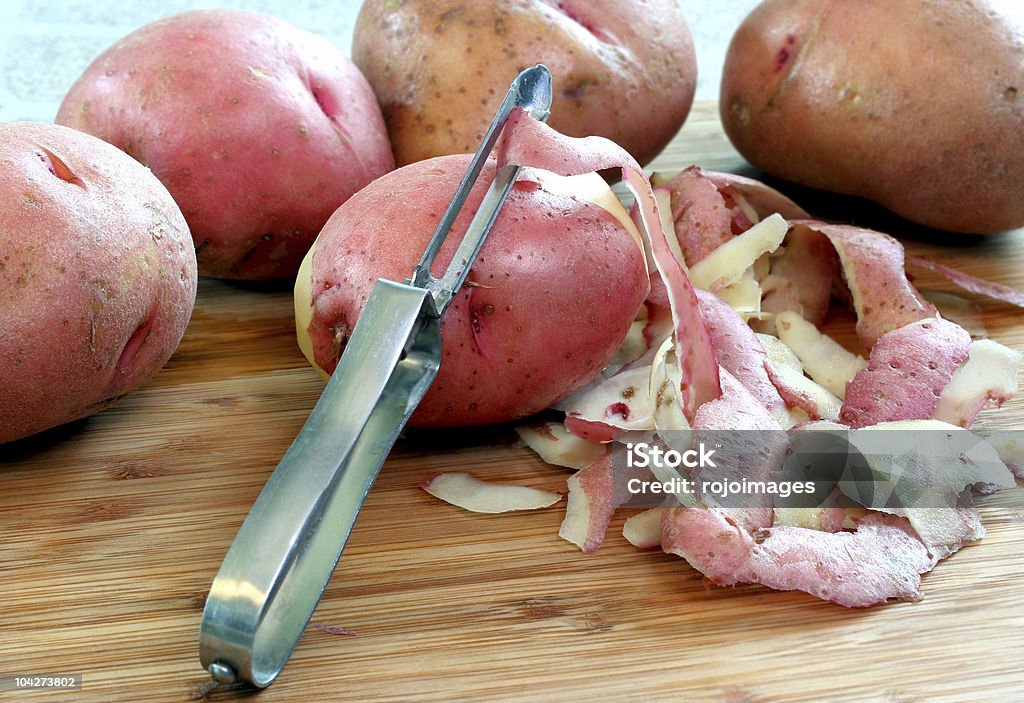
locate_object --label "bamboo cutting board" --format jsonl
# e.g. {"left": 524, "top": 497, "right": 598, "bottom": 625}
{"left": 2, "top": 102, "right": 1023, "bottom": 703}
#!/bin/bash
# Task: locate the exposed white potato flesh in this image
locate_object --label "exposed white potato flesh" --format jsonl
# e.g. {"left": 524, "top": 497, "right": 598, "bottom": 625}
{"left": 650, "top": 171, "right": 675, "bottom": 188}
{"left": 775, "top": 311, "right": 867, "bottom": 399}
{"left": 647, "top": 337, "right": 699, "bottom": 498}
{"left": 986, "top": 433, "right": 1024, "bottom": 481}
{"left": 515, "top": 422, "right": 607, "bottom": 471}
{"left": 728, "top": 188, "right": 760, "bottom": 227}
{"left": 653, "top": 187, "right": 685, "bottom": 268}
{"left": 642, "top": 339, "right": 704, "bottom": 502}
{"left": 648, "top": 337, "right": 690, "bottom": 432}
{"left": 757, "top": 332, "right": 802, "bottom": 370}
{"left": 716, "top": 267, "right": 762, "bottom": 318}
{"left": 773, "top": 507, "right": 865, "bottom": 531}
{"left": 759, "top": 333, "right": 842, "bottom": 421}
{"left": 613, "top": 304, "right": 674, "bottom": 374}
{"left": 294, "top": 242, "right": 328, "bottom": 382}
{"left": 688, "top": 213, "right": 788, "bottom": 291}
{"left": 422, "top": 472, "right": 562, "bottom": 513}
{"left": 933, "top": 339, "right": 1021, "bottom": 427}
{"left": 623, "top": 508, "right": 665, "bottom": 548}
{"left": 560, "top": 366, "right": 655, "bottom": 441}
{"left": 605, "top": 307, "right": 651, "bottom": 375}
{"left": 900, "top": 508, "right": 986, "bottom": 562}
{"left": 759, "top": 333, "right": 843, "bottom": 422}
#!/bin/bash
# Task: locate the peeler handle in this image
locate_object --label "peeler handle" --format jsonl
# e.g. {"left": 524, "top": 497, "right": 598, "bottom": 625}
{"left": 198, "top": 280, "right": 441, "bottom": 688}
{"left": 198, "top": 64, "right": 553, "bottom": 690}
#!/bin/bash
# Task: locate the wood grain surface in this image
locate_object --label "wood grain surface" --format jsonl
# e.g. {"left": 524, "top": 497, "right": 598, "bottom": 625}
{"left": 2, "top": 102, "right": 1023, "bottom": 703}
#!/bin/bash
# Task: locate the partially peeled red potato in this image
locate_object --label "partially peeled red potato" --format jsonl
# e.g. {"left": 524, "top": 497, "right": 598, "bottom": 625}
{"left": 295, "top": 155, "right": 649, "bottom": 427}
{"left": 0, "top": 122, "right": 196, "bottom": 444}
{"left": 353, "top": 0, "right": 697, "bottom": 167}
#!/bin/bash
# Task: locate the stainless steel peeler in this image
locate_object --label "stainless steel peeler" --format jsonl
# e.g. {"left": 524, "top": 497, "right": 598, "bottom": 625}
{"left": 198, "top": 64, "right": 553, "bottom": 689}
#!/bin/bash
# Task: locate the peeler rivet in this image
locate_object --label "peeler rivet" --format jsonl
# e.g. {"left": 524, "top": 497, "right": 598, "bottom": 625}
{"left": 209, "top": 661, "right": 237, "bottom": 685}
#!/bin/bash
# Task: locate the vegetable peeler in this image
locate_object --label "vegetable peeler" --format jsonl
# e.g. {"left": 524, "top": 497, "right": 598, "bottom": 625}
{"left": 198, "top": 64, "right": 553, "bottom": 689}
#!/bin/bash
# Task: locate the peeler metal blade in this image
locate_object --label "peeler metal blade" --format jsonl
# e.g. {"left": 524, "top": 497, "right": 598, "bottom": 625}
{"left": 198, "top": 64, "right": 552, "bottom": 689}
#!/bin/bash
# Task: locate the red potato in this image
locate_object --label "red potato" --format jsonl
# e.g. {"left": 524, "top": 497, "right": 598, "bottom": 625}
{"left": 294, "top": 156, "right": 649, "bottom": 427}
{"left": 720, "top": 0, "right": 1024, "bottom": 233}
{"left": 353, "top": 0, "right": 697, "bottom": 167}
{"left": 0, "top": 122, "right": 196, "bottom": 444}
{"left": 56, "top": 9, "right": 394, "bottom": 280}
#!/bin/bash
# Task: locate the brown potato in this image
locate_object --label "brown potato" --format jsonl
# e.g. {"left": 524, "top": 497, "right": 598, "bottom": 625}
{"left": 720, "top": 0, "right": 1024, "bottom": 234}
{"left": 353, "top": 0, "right": 696, "bottom": 167}
{"left": 0, "top": 122, "right": 196, "bottom": 444}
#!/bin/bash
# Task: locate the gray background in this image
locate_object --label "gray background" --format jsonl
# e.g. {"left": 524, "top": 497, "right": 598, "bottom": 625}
{"left": 0, "top": 0, "right": 761, "bottom": 123}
